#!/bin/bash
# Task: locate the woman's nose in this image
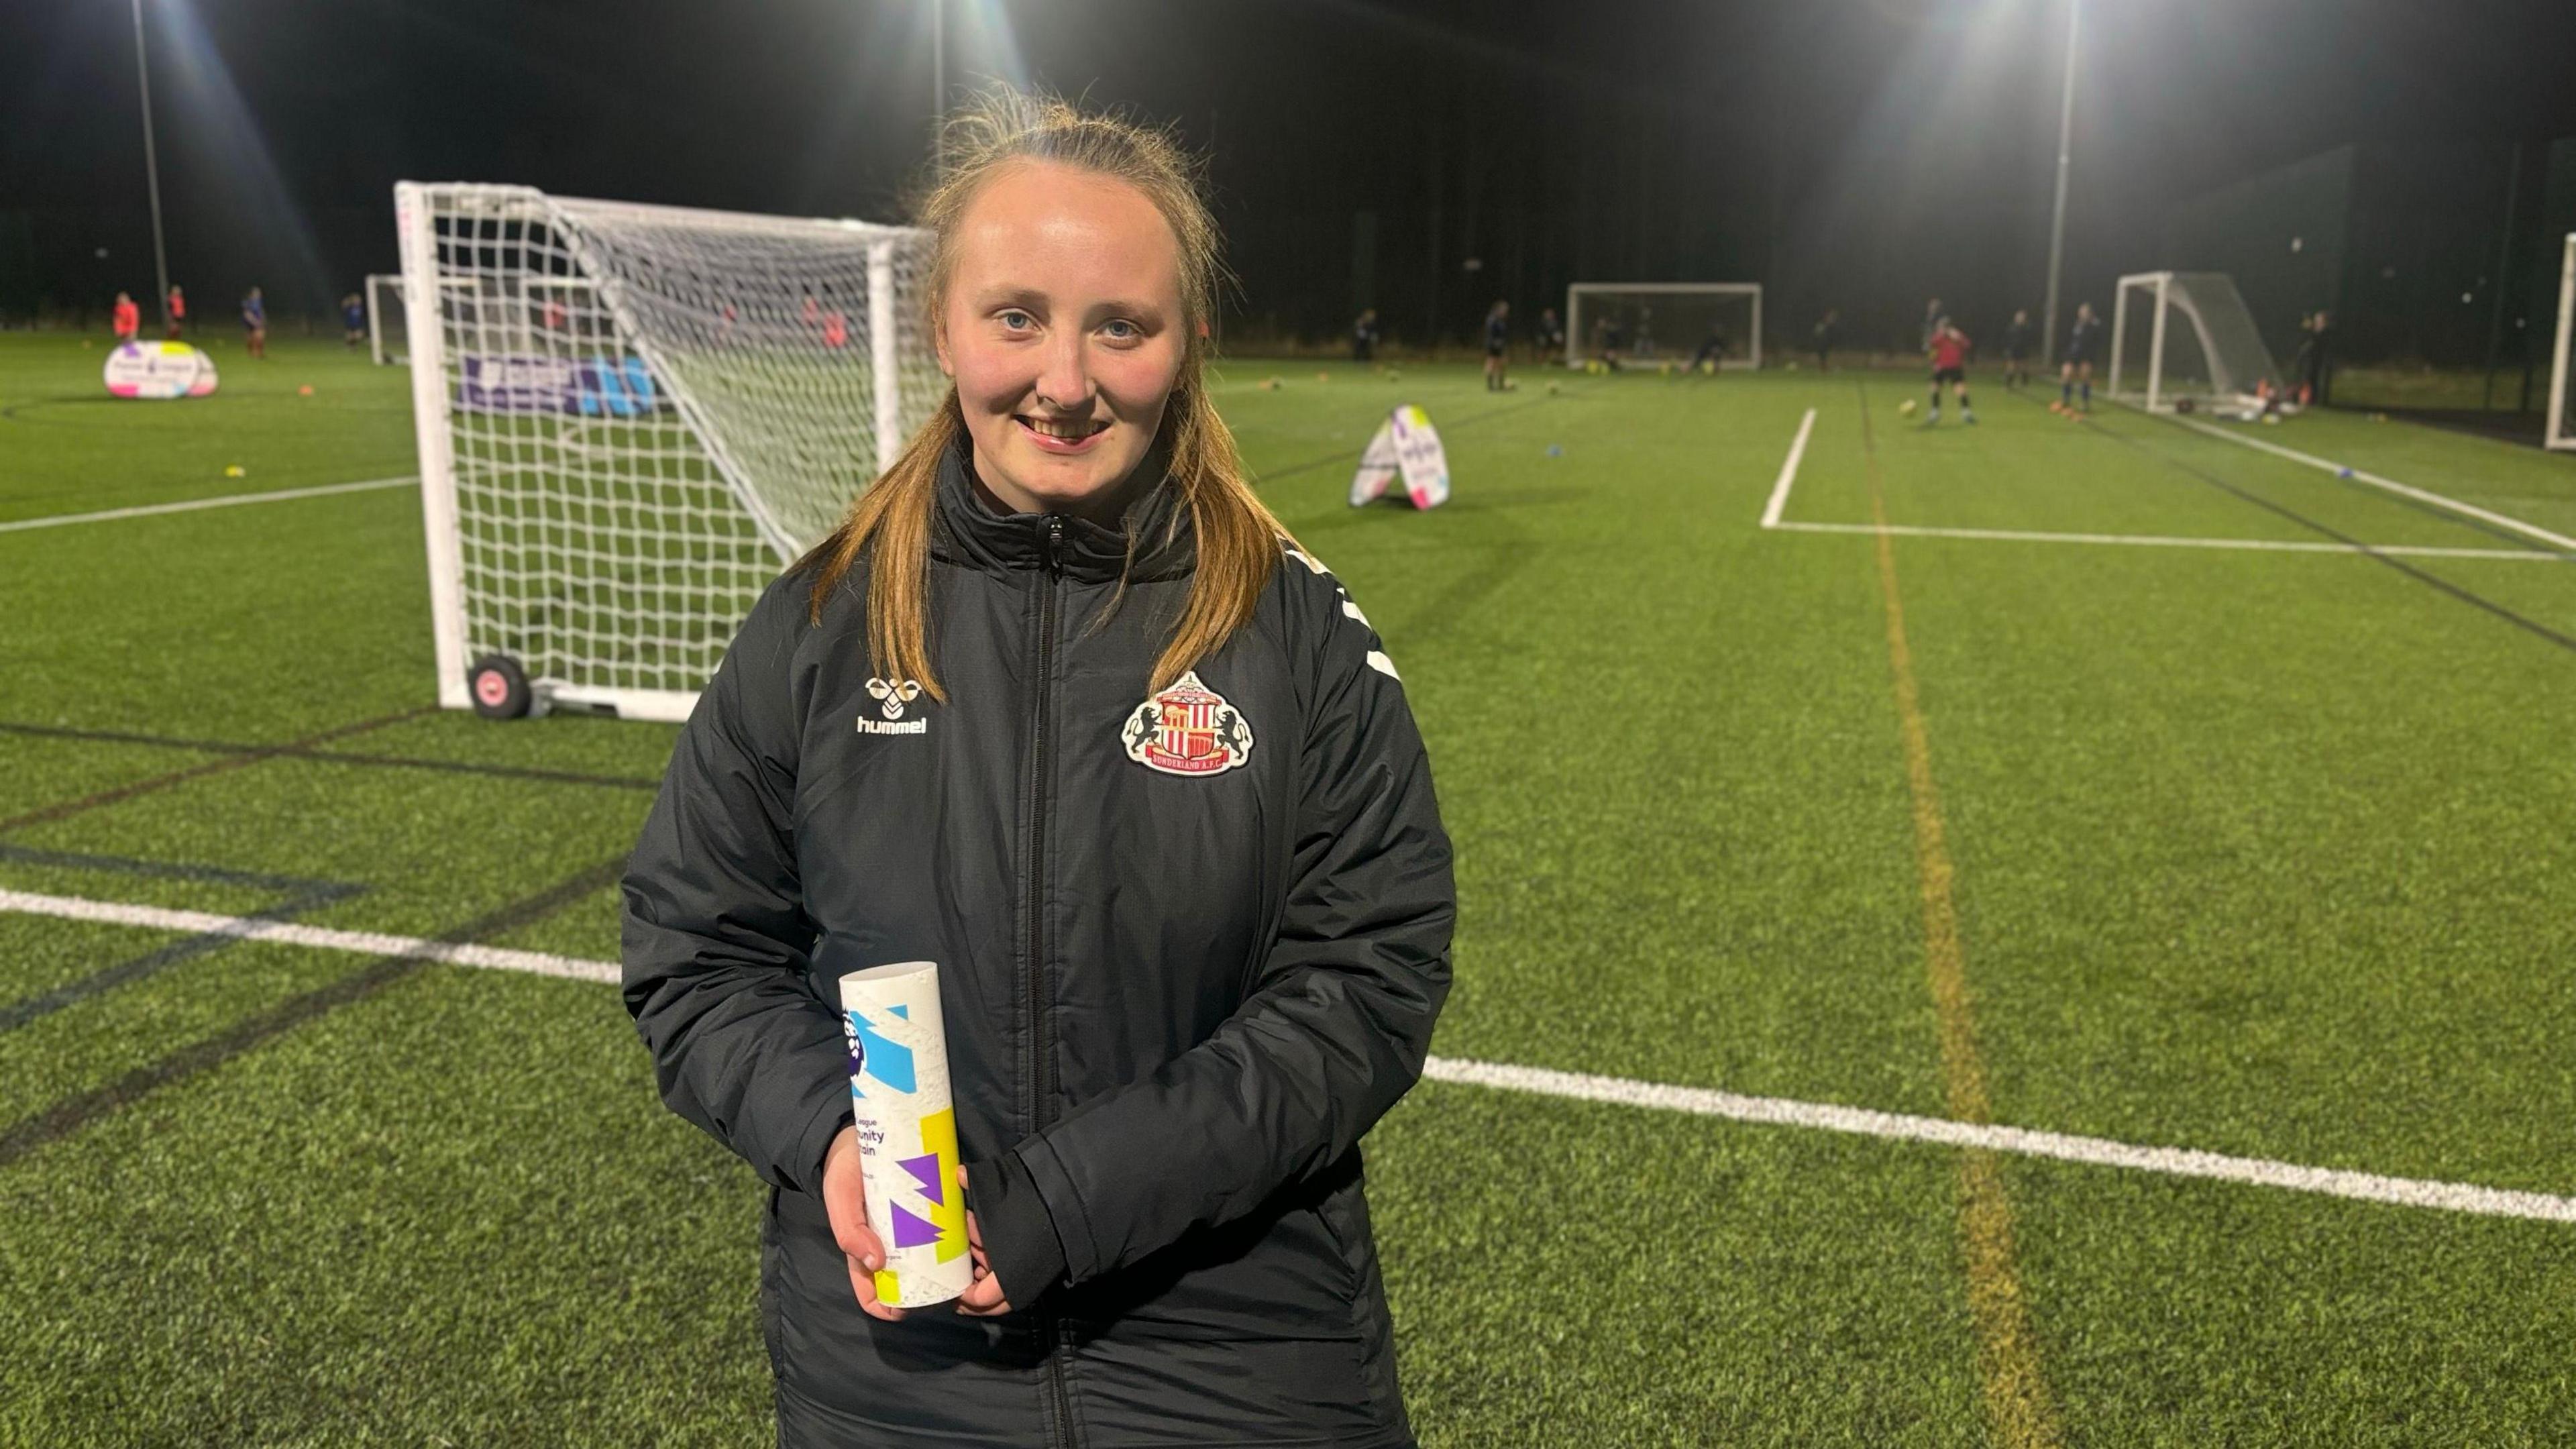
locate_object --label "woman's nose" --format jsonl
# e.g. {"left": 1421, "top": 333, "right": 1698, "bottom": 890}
{"left": 1033, "top": 334, "right": 1092, "bottom": 410}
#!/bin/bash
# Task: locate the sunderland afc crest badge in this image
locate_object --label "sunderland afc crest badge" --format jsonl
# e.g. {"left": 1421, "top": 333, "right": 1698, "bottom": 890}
{"left": 1122, "top": 670, "right": 1254, "bottom": 777}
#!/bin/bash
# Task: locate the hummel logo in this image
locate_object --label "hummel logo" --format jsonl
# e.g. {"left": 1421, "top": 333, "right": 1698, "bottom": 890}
{"left": 859, "top": 678, "right": 928, "bottom": 736}
{"left": 867, "top": 678, "right": 923, "bottom": 719}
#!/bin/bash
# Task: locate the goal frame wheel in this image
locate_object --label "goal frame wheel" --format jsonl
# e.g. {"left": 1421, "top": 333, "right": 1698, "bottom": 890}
{"left": 467, "top": 654, "right": 534, "bottom": 720}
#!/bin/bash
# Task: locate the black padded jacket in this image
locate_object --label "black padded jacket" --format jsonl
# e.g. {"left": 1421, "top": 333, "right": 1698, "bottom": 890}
{"left": 621, "top": 438, "right": 1455, "bottom": 1447}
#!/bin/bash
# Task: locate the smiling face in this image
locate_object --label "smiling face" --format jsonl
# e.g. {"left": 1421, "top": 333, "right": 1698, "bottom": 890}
{"left": 935, "top": 160, "right": 1188, "bottom": 519}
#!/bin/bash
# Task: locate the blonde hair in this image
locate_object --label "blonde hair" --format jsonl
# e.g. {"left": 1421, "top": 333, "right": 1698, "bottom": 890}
{"left": 806, "top": 87, "right": 1287, "bottom": 700}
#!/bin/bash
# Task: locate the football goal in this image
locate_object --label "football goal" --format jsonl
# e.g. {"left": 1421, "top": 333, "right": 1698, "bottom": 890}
{"left": 394, "top": 181, "right": 941, "bottom": 722}
{"left": 1565, "top": 283, "right": 1762, "bottom": 370}
{"left": 366, "top": 273, "right": 410, "bottom": 366}
{"left": 2110, "top": 272, "right": 2284, "bottom": 415}
{"left": 2547, "top": 233, "right": 2574, "bottom": 452}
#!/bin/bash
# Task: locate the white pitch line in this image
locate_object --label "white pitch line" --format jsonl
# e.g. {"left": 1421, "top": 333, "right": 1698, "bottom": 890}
{"left": 2163, "top": 414, "right": 2576, "bottom": 554}
{"left": 7, "top": 888, "right": 2573, "bottom": 1225}
{"left": 0, "top": 889, "right": 616, "bottom": 985}
{"left": 1767, "top": 519, "right": 2562, "bottom": 561}
{"left": 1759, "top": 407, "right": 1818, "bottom": 529}
{"left": 1419, "top": 1058, "right": 2576, "bottom": 1224}
{"left": 0, "top": 475, "right": 417, "bottom": 535}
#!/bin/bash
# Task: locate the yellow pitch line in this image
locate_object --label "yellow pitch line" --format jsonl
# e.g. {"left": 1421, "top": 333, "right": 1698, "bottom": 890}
{"left": 1862, "top": 409, "right": 2063, "bottom": 1449}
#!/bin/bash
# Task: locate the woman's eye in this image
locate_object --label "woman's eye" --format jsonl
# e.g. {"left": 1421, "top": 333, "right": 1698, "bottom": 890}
{"left": 998, "top": 311, "right": 1035, "bottom": 331}
{"left": 1102, "top": 319, "right": 1140, "bottom": 341}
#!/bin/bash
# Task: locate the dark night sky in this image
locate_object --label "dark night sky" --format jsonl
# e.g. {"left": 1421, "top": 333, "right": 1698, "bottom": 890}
{"left": 5, "top": 0, "right": 2574, "bottom": 347}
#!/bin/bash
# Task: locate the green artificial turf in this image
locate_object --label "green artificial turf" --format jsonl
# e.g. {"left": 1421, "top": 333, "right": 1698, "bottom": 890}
{"left": 3, "top": 333, "right": 2575, "bottom": 1444}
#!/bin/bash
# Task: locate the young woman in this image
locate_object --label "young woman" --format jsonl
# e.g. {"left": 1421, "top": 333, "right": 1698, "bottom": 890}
{"left": 239, "top": 286, "right": 267, "bottom": 360}
{"left": 1482, "top": 298, "right": 1511, "bottom": 390}
{"left": 2056, "top": 301, "right": 2101, "bottom": 414}
{"left": 623, "top": 89, "right": 1454, "bottom": 1448}
{"left": 1926, "top": 316, "right": 1975, "bottom": 425}
{"left": 2001, "top": 309, "right": 2033, "bottom": 390}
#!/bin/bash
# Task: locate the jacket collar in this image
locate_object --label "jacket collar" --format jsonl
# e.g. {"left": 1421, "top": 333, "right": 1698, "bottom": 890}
{"left": 930, "top": 432, "right": 1195, "bottom": 586}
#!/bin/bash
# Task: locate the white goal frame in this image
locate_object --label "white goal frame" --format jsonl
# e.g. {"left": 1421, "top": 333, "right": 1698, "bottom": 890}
{"left": 395, "top": 180, "right": 934, "bottom": 722}
{"left": 2548, "top": 233, "right": 2575, "bottom": 451}
{"left": 2109, "top": 270, "right": 2282, "bottom": 414}
{"left": 366, "top": 274, "right": 405, "bottom": 365}
{"left": 1564, "top": 282, "right": 1762, "bottom": 370}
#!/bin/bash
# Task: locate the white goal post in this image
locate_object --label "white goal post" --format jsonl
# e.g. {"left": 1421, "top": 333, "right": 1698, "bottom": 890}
{"left": 2110, "top": 271, "right": 2285, "bottom": 415}
{"left": 394, "top": 180, "right": 941, "bottom": 722}
{"left": 366, "top": 274, "right": 408, "bottom": 366}
{"left": 2547, "top": 233, "right": 2575, "bottom": 452}
{"left": 1565, "top": 283, "right": 1762, "bottom": 370}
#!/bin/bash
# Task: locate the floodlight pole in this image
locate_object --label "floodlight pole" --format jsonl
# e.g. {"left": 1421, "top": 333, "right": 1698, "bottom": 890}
{"left": 2041, "top": 0, "right": 2080, "bottom": 366}
{"left": 130, "top": 0, "right": 172, "bottom": 327}
{"left": 930, "top": 0, "right": 945, "bottom": 133}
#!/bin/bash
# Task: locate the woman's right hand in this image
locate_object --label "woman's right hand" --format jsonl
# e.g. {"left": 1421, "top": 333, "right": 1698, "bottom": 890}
{"left": 820, "top": 1125, "right": 904, "bottom": 1322}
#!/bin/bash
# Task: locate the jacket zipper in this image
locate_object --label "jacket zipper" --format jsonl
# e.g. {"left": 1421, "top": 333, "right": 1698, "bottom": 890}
{"left": 1027, "top": 515, "right": 1075, "bottom": 1449}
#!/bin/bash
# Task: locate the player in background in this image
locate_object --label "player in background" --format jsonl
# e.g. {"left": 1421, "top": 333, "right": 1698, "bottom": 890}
{"left": 342, "top": 293, "right": 367, "bottom": 347}
{"left": 165, "top": 284, "right": 186, "bottom": 339}
{"left": 1595, "top": 314, "right": 1628, "bottom": 372}
{"left": 1351, "top": 308, "right": 1380, "bottom": 363}
{"left": 1921, "top": 297, "right": 1943, "bottom": 352}
{"left": 2001, "top": 309, "right": 2033, "bottom": 388}
{"left": 1534, "top": 306, "right": 1565, "bottom": 364}
{"left": 1482, "top": 300, "right": 1511, "bottom": 391}
{"left": 1688, "top": 320, "right": 1731, "bottom": 374}
{"left": 241, "top": 287, "right": 268, "bottom": 360}
{"left": 1813, "top": 309, "right": 1838, "bottom": 371}
{"left": 1926, "top": 316, "right": 1975, "bottom": 425}
{"left": 2054, "top": 301, "right": 2101, "bottom": 413}
{"left": 2318, "top": 307, "right": 2339, "bottom": 402}
{"left": 111, "top": 290, "right": 140, "bottom": 344}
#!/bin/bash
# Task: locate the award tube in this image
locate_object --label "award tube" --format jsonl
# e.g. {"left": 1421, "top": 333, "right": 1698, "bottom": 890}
{"left": 837, "top": 961, "right": 971, "bottom": 1307}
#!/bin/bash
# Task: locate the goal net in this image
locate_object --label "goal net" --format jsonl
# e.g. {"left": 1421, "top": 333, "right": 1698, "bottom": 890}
{"left": 394, "top": 181, "right": 941, "bottom": 722}
{"left": 2548, "top": 233, "right": 2575, "bottom": 451}
{"left": 1565, "top": 284, "right": 1762, "bottom": 370}
{"left": 366, "top": 274, "right": 409, "bottom": 366}
{"left": 2110, "top": 272, "right": 2284, "bottom": 415}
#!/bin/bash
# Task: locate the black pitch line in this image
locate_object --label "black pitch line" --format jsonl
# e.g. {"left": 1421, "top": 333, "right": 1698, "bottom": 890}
{"left": 0, "top": 843, "right": 354, "bottom": 894}
{"left": 0, "top": 720, "right": 660, "bottom": 793}
{"left": 2133, "top": 407, "right": 2569, "bottom": 558}
{"left": 0, "top": 845, "right": 368, "bottom": 1035}
{"left": 2035, "top": 394, "right": 2576, "bottom": 657}
{"left": 0, "top": 855, "right": 627, "bottom": 1170}
{"left": 1250, "top": 392, "right": 1557, "bottom": 486}
{"left": 0, "top": 707, "right": 435, "bottom": 834}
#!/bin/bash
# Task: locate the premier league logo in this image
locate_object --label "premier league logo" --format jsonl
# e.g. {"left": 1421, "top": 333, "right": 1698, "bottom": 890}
{"left": 1122, "top": 671, "right": 1254, "bottom": 777}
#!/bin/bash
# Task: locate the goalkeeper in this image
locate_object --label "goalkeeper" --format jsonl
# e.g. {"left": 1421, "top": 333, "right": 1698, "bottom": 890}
{"left": 623, "top": 87, "right": 1454, "bottom": 1449}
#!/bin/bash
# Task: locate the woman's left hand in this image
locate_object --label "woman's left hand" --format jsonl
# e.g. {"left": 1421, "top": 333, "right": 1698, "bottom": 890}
{"left": 953, "top": 1165, "right": 1012, "bottom": 1316}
